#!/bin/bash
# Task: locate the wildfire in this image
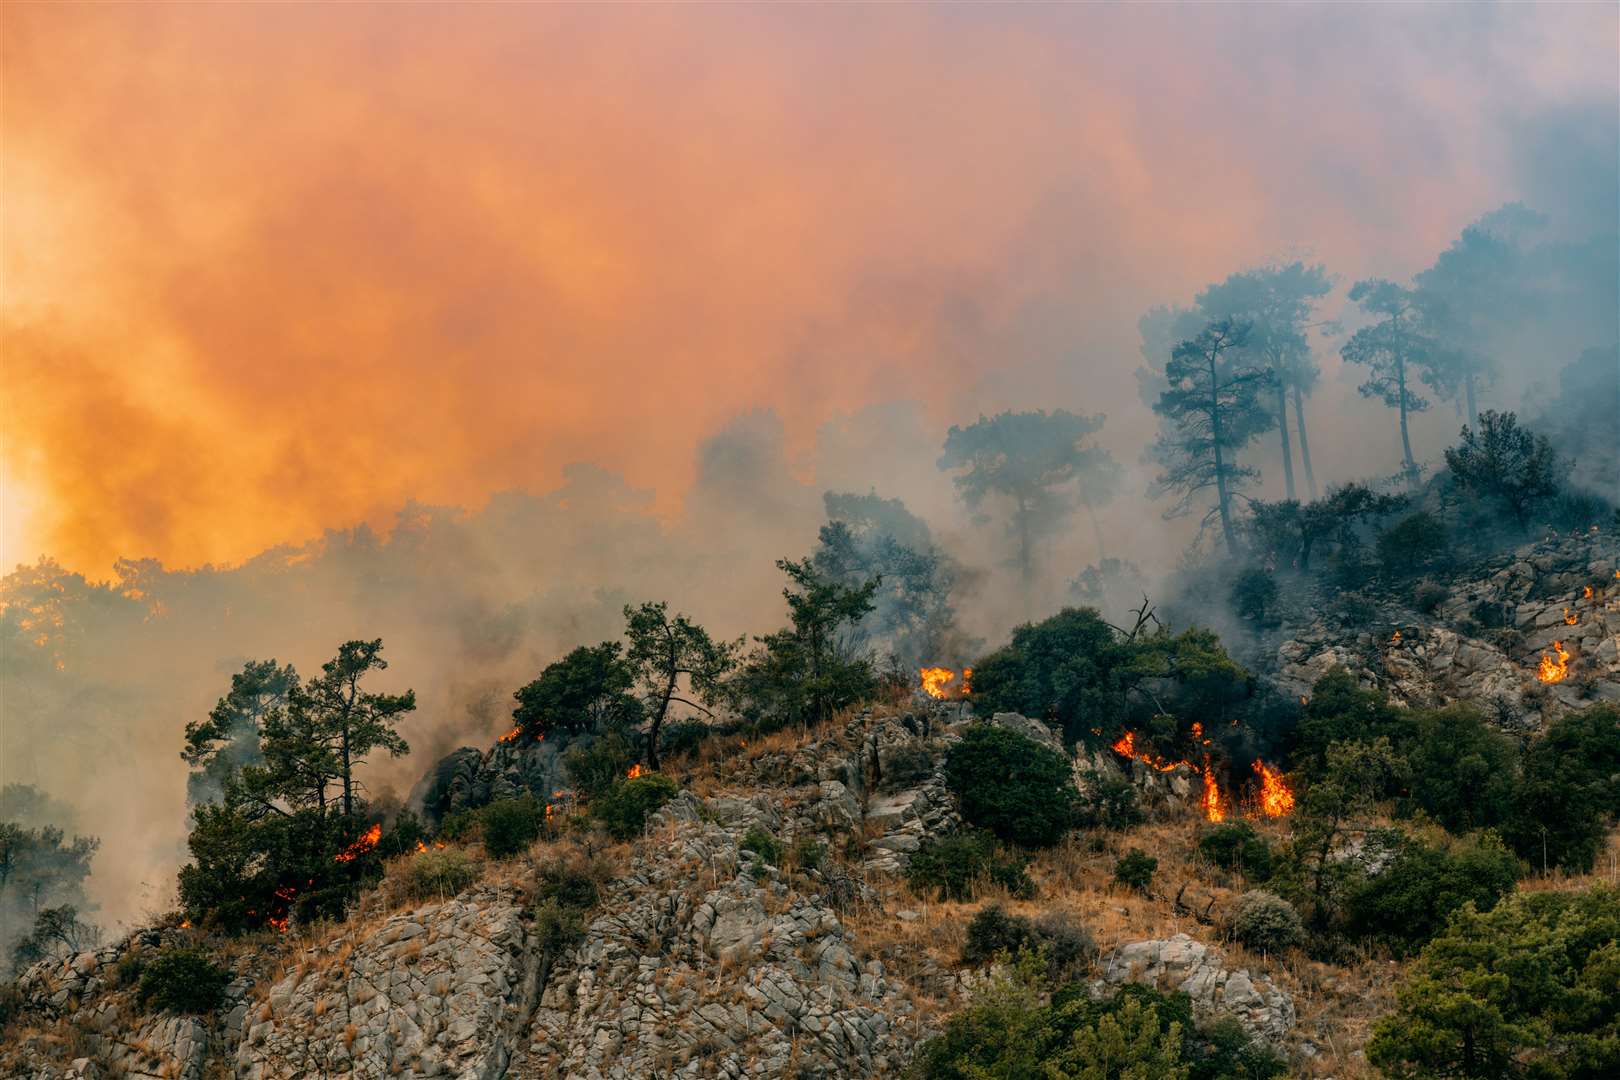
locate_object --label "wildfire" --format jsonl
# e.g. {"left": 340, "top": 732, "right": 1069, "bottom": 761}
{"left": 178, "top": 919, "right": 191, "bottom": 929}
{"left": 1390, "top": 630, "right": 1401, "bottom": 643}
{"left": 1585, "top": 585, "right": 1596, "bottom": 599}
{"left": 1537, "top": 641, "right": 1571, "bottom": 684}
{"left": 498, "top": 726, "right": 522, "bottom": 744}
{"left": 919, "top": 667, "right": 970, "bottom": 699}
{"left": 334, "top": 823, "right": 382, "bottom": 863}
{"left": 1110, "top": 731, "right": 1185, "bottom": 773}
{"left": 1253, "top": 761, "right": 1295, "bottom": 817}
{"left": 1201, "top": 766, "right": 1226, "bottom": 823}
{"left": 627, "top": 763, "right": 647, "bottom": 779}
{"left": 1564, "top": 608, "right": 1579, "bottom": 626}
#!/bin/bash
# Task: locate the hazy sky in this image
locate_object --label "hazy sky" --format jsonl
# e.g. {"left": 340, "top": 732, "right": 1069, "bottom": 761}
{"left": 3, "top": 2, "right": 1617, "bottom": 573}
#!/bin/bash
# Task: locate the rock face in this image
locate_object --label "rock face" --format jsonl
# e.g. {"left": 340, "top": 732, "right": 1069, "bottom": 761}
{"left": 516, "top": 794, "right": 919, "bottom": 1079}
{"left": 1098, "top": 933, "right": 1296, "bottom": 1048}
{"left": 408, "top": 736, "right": 579, "bottom": 827}
{"left": 237, "top": 887, "right": 540, "bottom": 1079}
{"left": 1272, "top": 532, "right": 1619, "bottom": 728}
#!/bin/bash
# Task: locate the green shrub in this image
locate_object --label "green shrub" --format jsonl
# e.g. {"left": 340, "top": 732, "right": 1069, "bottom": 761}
{"left": 944, "top": 725, "right": 1079, "bottom": 848}
{"left": 1377, "top": 511, "right": 1448, "bottom": 576}
{"left": 406, "top": 847, "right": 481, "bottom": 898}
{"left": 535, "top": 856, "right": 605, "bottom": 911}
{"left": 1230, "top": 567, "right": 1279, "bottom": 626}
{"left": 658, "top": 720, "right": 711, "bottom": 761}
{"left": 534, "top": 898, "right": 585, "bottom": 956}
{"left": 1197, "top": 822, "right": 1274, "bottom": 880}
{"left": 960, "top": 903, "right": 1030, "bottom": 967}
{"left": 591, "top": 773, "right": 679, "bottom": 840}
{"left": 564, "top": 732, "right": 640, "bottom": 801}
{"left": 907, "top": 831, "right": 1032, "bottom": 902}
{"left": 480, "top": 794, "right": 544, "bottom": 858}
{"left": 1400, "top": 705, "right": 1518, "bottom": 833}
{"left": 741, "top": 827, "right": 784, "bottom": 866}
{"left": 1368, "top": 886, "right": 1620, "bottom": 1079}
{"left": 791, "top": 835, "right": 826, "bottom": 873}
{"left": 1411, "top": 579, "right": 1448, "bottom": 613}
{"left": 1113, "top": 848, "right": 1157, "bottom": 893}
{"left": 967, "top": 607, "right": 1129, "bottom": 745}
{"left": 1075, "top": 769, "right": 1144, "bottom": 831}
{"left": 437, "top": 809, "right": 480, "bottom": 842}
{"left": 377, "top": 811, "right": 426, "bottom": 858}
{"left": 137, "top": 947, "right": 229, "bottom": 1014}
{"left": 1228, "top": 890, "right": 1304, "bottom": 954}
{"left": 961, "top": 907, "right": 1095, "bottom": 981}
{"left": 1345, "top": 831, "right": 1520, "bottom": 954}
{"left": 1504, "top": 703, "right": 1620, "bottom": 873}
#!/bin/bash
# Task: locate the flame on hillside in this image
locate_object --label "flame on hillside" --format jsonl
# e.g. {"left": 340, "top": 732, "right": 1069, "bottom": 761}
{"left": 627, "top": 763, "right": 647, "bottom": 779}
{"left": 498, "top": 726, "right": 522, "bottom": 744}
{"left": 1200, "top": 765, "right": 1225, "bottom": 822}
{"left": 334, "top": 822, "right": 382, "bottom": 863}
{"left": 1537, "top": 641, "right": 1570, "bottom": 683}
{"left": 1390, "top": 630, "right": 1401, "bottom": 643}
{"left": 919, "top": 667, "right": 970, "bottom": 699}
{"left": 1253, "top": 761, "right": 1295, "bottom": 817}
{"left": 1585, "top": 585, "right": 1595, "bottom": 599}
{"left": 1112, "top": 730, "right": 1292, "bottom": 822}
{"left": 1563, "top": 608, "right": 1579, "bottom": 626}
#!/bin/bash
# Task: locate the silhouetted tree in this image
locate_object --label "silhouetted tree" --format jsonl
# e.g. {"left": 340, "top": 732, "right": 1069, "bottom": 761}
{"left": 1149, "top": 319, "right": 1274, "bottom": 556}
{"left": 181, "top": 659, "right": 298, "bottom": 806}
{"left": 513, "top": 642, "right": 642, "bottom": 740}
{"left": 939, "top": 410, "right": 1120, "bottom": 608}
{"left": 622, "top": 602, "right": 738, "bottom": 769}
{"left": 1444, "top": 410, "right": 1561, "bottom": 528}
{"left": 1342, "top": 279, "right": 1446, "bottom": 485}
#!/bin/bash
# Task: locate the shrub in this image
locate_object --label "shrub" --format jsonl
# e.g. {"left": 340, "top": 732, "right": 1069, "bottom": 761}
{"left": 1368, "top": 886, "right": 1620, "bottom": 1079}
{"left": 1400, "top": 705, "right": 1517, "bottom": 833}
{"left": 481, "top": 794, "right": 544, "bottom": 859}
{"left": 1345, "top": 831, "right": 1520, "bottom": 954}
{"left": 907, "top": 831, "right": 1032, "bottom": 902}
{"left": 741, "top": 827, "right": 784, "bottom": 866}
{"left": 1504, "top": 703, "right": 1620, "bottom": 873}
{"left": 137, "top": 947, "right": 229, "bottom": 1014}
{"left": 535, "top": 855, "right": 606, "bottom": 911}
{"left": 1197, "top": 822, "right": 1273, "bottom": 880}
{"left": 377, "top": 811, "right": 426, "bottom": 858}
{"left": 960, "top": 904, "right": 1030, "bottom": 967}
{"left": 1113, "top": 848, "right": 1157, "bottom": 893}
{"left": 1411, "top": 578, "right": 1448, "bottom": 613}
{"left": 1075, "top": 769, "right": 1144, "bottom": 831}
{"left": 1377, "top": 511, "right": 1448, "bottom": 576}
{"left": 437, "top": 808, "right": 481, "bottom": 842}
{"left": 591, "top": 773, "right": 679, "bottom": 840}
{"left": 533, "top": 898, "right": 585, "bottom": 956}
{"left": 658, "top": 720, "right": 711, "bottom": 761}
{"left": 791, "top": 835, "right": 826, "bottom": 873}
{"left": 564, "top": 732, "right": 639, "bottom": 801}
{"left": 1030, "top": 912, "right": 1097, "bottom": 981}
{"left": 1228, "top": 890, "right": 1304, "bottom": 953}
{"left": 406, "top": 847, "right": 481, "bottom": 898}
{"left": 967, "top": 607, "right": 1129, "bottom": 745}
{"left": 944, "top": 725, "right": 1079, "bottom": 848}
{"left": 1230, "top": 567, "right": 1279, "bottom": 626}
{"left": 1330, "top": 591, "right": 1378, "bottom": 628}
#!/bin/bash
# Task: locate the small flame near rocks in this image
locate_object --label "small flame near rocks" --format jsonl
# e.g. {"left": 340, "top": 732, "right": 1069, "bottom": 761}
{"left": 919, "top": 667, "right": 971, "bottom": 699}
{"left": 627, "top": 763, "right": 647, "bottom": 780}
{"left": 1563, "top": 608, "right": 1579, "bottom": 626}
{"left": 1537, "top": 641, "right": 1571, "bottom": 683}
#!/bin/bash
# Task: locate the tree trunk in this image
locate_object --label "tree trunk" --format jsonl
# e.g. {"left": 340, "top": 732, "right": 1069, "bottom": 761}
{"left": 1275, "top": 379, "right": 1296, "bottom": 500}
{"left": 1293, "top": 384, "right": 1318, "bottom": 501}
{"left": 648, "top": 667, "right": 676, "bottom": 771}
{"left": 1396, "top": 355, "right": 1417, "bottom": 487}
{"left": 340, "top": 726, "right": 353, "bottom": 819}
{"left": 1210, "top": 353, "right": 1238, "bottom": 557}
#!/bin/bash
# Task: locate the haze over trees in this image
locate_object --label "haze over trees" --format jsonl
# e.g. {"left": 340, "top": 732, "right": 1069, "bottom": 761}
{"left": 1340, "top": 278, "right": 1448, "bottom": 485}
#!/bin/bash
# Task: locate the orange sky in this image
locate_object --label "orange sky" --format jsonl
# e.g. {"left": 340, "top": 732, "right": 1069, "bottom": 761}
{"left": 4, "top": 3, "right": 1615, "bottom": 573}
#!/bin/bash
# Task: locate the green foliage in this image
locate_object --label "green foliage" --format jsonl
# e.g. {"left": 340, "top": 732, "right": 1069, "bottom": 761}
{"left": 406, "top": 847, "right": 480, "bottom": 898}
{"left": 1400, "top": 705, "right": 1517, "bottom": 833}
{"left": 1283, "top": 738, "right": 1406, "bottom": 929}
{"left": 741, "top": 826, "right": 784, "bottom": 866}
{"left": 1229, "top": 890, "right": 1304, "bottom": 954}
{"left": 1076, "top": 769, "right": 1145, "bottom": 831}
{"left": 1294, "top": 669, "right": 1410, "bottom": 780}
{"left": 733, "top": 557, "right": 879, "bottom": 728}
{"left": 377, "top": 811, "right": 425, "bottom": 859}
{"left": 1113, "top": 848, "right": 1158, "bottom": 893}
{"left": 969, "top": 607, "right": 1126, "bottom": 746}
{"left": 938, "top": 410, "right": 1121, "bottom": 595}
{"left": 534, "top": 898, "right": 585, "bottom": 956}
{"left": 1444, "top": 410, "right": 1561, "bottom": 528}
{"left": 960, "top": 904, "right": 1096, "bottom": 982}
{"left": 621, "top": 601, "right": 738, "bottom": 768}
{"left": 1246, "top": 483, "right": 1408, "bottom": 572}
{"left": 512, "top": 641, "right": 642, "bottom": 741}
{"left": 1197, "top": 822, "right": 1274, "bottom": 880}
{"left": 1346, "top": 831, "right": 1520, "bottom": 955}
{"left": 1504, "top": 704, "right": 1620, "bottom": 873}
{"left": 907, "top": 831, "right": 1033, "bottom": 902}
{"left": 944, "top": 726, "right": 1079, "bottom": 848}
{"left": 1229, "top": 567, "right": 1279, "bottom": 626}
{"left": 480, "top": 794, "right": 544, "bottom": 859}
{"left": 563, "top": 731, "right": 639, "bottom": 802}
{"left": 657, "top": 720, "right": 711, "bottom": 761}
{"left": 535, "top": 855, "right": 607, "bottom": 911}
{"left": 137, "top": 947, "right": 229, "bottom": 1014}
{"left": 1367, "top": 886, "right": 1620, "bottom": 1079}
{"left": 791, "top": 835, "right": 826, "bottom": 873}
{"left": 1149, "top": 318, "right": 1276, "bottom": 555}
{"left": 180, "top": 658, "right": 296, "bottom": 806}
{"left": 1377, "top": 512, "right": 1448, "bottom": 577}
{"left": 1342, "top": 278, "right": 1446, "bottom": 482}
{"left": 590, "top": 773, "right": 679, "bottom": 840}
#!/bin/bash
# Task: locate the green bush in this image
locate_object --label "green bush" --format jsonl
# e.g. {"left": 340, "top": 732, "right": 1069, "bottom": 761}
{"left": 1504, "top": 703, "right": 1620, "bottom": 873}
{"left": 534, "top": 898, "right": 585, "bottom": 956}
{"left": 1075, "top": 769, "right": 1144, "bottom": 830}
{"left": 377, "top": 811, "right": 426, "bottom": 858}
{"left": 741, "top": 827, "right": 784, "bottom": 866}
{"left": 1411, "top": 579, "right": 1448, "bottom": 613}
{"left": 137, "top": 947, "right": 229, "bottom": 1014}
{"left": 1229, "top": 890, "right": 1304, "bottom": 954}
{"left": 907, "top": 831, "right": 1032, "bottom": 902}
{"left": 535, "top": 856, "right": 605, "bottom": 911}
{"left": 967, "top": 607, "right": 1129, "bottom": 745}
{"left": 437, "top": 808, "right": 480, "bottom": 842}
{"left": 960, "top": 904, "right": 1031, "bottom": 967}
{"left": 1345, "top": 831, "right": 1520, "bottom": 954}
{"left": 1368, "top": 886, "right": 1620, "bottom": 1079}
{"left": 564, "top": 732, "right": 640, "bottom": 801}
{"left": 1230, "top": 567, "right": 1279, "bottom": 626}
{"left": 480, "top": 794, "right": 545, "bottom": 859}
{"left": 591, "top": 773, "right": 679, "bottom": 840}
{"left": 1197, "top": 822, "right": 1274, "bottom": 880}
{"left": 1400, "top": 705, "right": 1517, "bottom": 833}
{"left": 944, "top": 725, "right": 1079, "bottom": 848}
{"left": 1113, "top": 848, "right": 1157, "bottom": 893}
{"left": 961, "top": 905, "right": 1095, "bottom": 982}
{"left": 658, "top": 720, "right": 711, "bottom": 761}
{"left": 791, "top": 835, "right": 826, "bottom": 873}
{"left": 1377, "top": 511, "right": 1448, "bottom": 576}
{"left": 406, "top": 847, "right": 481, "bottom": 897}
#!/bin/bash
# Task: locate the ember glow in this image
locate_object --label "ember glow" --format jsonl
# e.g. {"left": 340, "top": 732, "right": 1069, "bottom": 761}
{"left": 1112, "top": 731, "right": 1292, "bottom": 822}
{"left": 498, "top": 727, "right": 523, "bottom": 744}
{"left": 1537, "top": 641, "right": 1571, "bottom": 683}
{"left": 334, "top": 823, "right": 382, "bottom": 863}
{"left": 1390, "top": 630, "right": 1401, "bottom": 643}
{"left": 1200, "top": 766, "right": 1226, "bottom": 823}
{"left": 919, "top": 667, "right": 970, "bottom": 699}
{"left": 1585, "top": 585, "right": 1596, "bottom": 599}
{"left": 627, "top": 763, "right": 647, "bottom": 780}
{"left": 1564, "top": 608, "right": 1579, "bottom": 626}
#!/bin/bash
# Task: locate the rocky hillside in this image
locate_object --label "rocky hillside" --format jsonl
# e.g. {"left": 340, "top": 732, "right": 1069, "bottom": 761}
{"left": 4, "top": 532, "right": 1615, "bottom": 1080}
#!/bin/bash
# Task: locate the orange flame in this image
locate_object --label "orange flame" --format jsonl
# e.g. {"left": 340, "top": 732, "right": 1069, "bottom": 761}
{"left": 920, "top": 667, "right": 971, "bottom": 699}
{"left": 1537, "top": 641, "right": 1570, "bottom": 683}
{"left": 498, "top": 726, "right": 522, "bottom": 744}
{"left": 1563, "top": 608, "right": 1579, "bottom": 626}
{"left": 1110, "top": 731, "right": 1184, "bottom": 773}
{"left": 178, "top": 919, "right": 191, "bottom": 929}
{"left": 1200, "top": 764, "right": 1225, "bottom": 823}
{"left": 1253, "top": 760, "right": 1295, "bottom": 817}
{"left": 1584, "top": 585, "right": 1595, "bottom": 599}
{"left": 334, "top": 822, "right": 382, "bottom": 863}
{"left": 1390, "top": 629, "right": 1401, "bottom": 643}
{"left": 627, "top": 763, "right": 647, "bottom": 779}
